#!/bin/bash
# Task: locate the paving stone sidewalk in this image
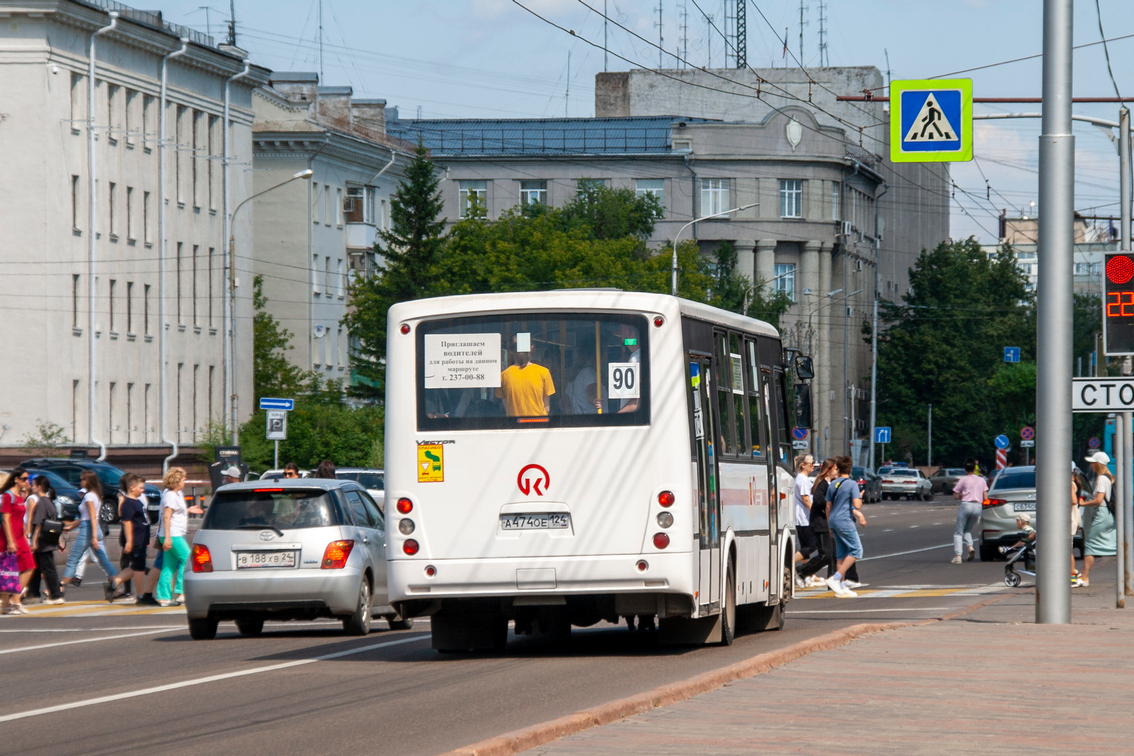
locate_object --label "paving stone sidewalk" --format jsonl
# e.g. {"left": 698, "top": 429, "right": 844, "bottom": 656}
{"left": 529, "top": 569, "right": 1134, "bottom": 755}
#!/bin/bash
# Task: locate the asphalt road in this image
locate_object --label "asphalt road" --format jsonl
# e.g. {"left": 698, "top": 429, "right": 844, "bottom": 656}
{"left": 0, "top": 495, "right": 1021, "bottom": 756}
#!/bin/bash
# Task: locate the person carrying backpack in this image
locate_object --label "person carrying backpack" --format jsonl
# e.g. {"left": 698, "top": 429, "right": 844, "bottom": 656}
{"left": 1078, "top": 451, "right": 1117, "bottom": 588}
{"left": 26, "top": 475, "right": 64, "bottom": 604}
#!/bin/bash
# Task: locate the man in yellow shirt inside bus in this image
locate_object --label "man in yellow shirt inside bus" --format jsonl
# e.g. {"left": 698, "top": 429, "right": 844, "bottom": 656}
{"left": 496, "top": 332, "right": 556, "bottom": 417}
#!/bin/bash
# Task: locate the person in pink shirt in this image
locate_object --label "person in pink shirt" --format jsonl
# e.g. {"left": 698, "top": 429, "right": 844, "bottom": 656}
{"left": 951, "top": 458, "right": 988, "bottom": 564}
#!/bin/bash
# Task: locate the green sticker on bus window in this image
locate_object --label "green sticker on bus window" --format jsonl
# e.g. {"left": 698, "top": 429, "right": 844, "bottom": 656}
{"left": 623, "top": 338, "right": 637, "bottom": 346}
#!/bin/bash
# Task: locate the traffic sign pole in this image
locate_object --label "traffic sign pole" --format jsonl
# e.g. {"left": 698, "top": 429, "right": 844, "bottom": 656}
{"left": 1035, "top": 0, "right": 1073, "bottom": 625}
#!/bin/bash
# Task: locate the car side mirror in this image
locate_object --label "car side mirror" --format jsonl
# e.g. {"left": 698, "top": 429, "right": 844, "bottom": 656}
{"left": 795, "top": 356, "right": 815, "bottom": 380}
{"left": 793, "top": 383, "right": 812, "bottom": 429}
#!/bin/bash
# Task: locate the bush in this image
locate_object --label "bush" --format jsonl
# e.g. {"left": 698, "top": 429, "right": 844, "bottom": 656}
{"left": 238, "top": 403, "right": 384, "bottom": 472}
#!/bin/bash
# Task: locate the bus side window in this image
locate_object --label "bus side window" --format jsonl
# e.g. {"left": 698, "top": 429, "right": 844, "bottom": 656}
{"left": 729, "top": 333, "right": 750, "bottom": 457}
{"left": 746, "top": 339, "right": 764, "bottom": 458}
{"left": 773, "top": 368, "right": 791, "bottom": 463}
{"left": 714, "top": 332, "right": 737, "bottom": 456}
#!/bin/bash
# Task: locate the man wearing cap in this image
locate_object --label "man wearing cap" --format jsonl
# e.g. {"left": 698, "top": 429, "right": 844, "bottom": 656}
{"left": 220, "top": 466, "right": 243, "bottom": 486}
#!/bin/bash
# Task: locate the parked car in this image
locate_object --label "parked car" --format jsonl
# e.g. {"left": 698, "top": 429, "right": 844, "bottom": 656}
{"left": 979, "top": 465, "right": 1083, "bottom": 562}
{"left": 183, "top": 478, "right": 412, "bottom": 639}
{"left": 336, "top": 468, "right": 385, "bottom": 511}
{"left": 930, "top": 467, "right": 967, "bottom": 494}
{"left": 26, "top": 469, "right": 83, "bottom": 520}
{"left": 257, "top": 469, "right": 312, "bottom": 481}
{"left": 853, "top": 466, "right": 882, "bottom": 503}
{"left": 879, "top": 468, "right": 933, "bottom": 501}
{"left": 20, "top": 458, "right": 163, "bottom": 524}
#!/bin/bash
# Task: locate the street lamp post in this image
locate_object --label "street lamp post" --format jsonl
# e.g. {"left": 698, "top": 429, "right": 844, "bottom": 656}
{"left": 227, "top": 169, "right": 314, "bottom": 443}
{"left": 671, "top": 204, "right": 757, "bottom": 296}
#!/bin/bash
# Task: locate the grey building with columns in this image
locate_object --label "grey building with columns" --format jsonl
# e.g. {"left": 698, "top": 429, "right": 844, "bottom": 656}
{"left": 388, "top": 66, "right": 949, "bottom": 460}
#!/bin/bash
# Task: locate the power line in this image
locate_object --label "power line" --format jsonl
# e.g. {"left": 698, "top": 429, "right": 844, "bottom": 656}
{"left": 1094, "top": 0, "right": 1123, "bottom": 101}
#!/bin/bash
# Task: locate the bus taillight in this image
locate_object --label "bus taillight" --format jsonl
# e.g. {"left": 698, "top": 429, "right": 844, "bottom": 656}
{"left": 653, "top": 316, "right": 664, "bottom": 327}
{"left": 403, "top": 539, "right": 420, "bottom": 556}
{"left": 396, "top": 498, "right": 413, "bottom": 514}
{"left": 658, "top": 491, "right": 675, "bottom": 507}
{"left": 653, "top": 533, "right": 670, "bottom": 549}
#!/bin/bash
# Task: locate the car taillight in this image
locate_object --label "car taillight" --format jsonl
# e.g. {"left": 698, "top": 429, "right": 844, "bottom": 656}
{"left": 191, "top": 544, "right": 212, "bottom": 573}
{"left": 882, "top": 479, "right": 893, "bottom": 484}
{"left": 396, "top": 498, "right": 413, "bottom": 514}
{"left": 982, "top": 498, "right": 1008, "bottom": 509}
{"left": 653, "top": 532, "right": 670, "bottom": 549}
{"left": 857, "top": 479, "right": 866, "bottom": 486}
{"left": 658, "top": 491, "right": 675, "bottom": 507}
{"left": 403, "top": 539, "right": 420, "bottom": 556}
{"left": 321, "top": 540, "right": 354, "bottom": 569}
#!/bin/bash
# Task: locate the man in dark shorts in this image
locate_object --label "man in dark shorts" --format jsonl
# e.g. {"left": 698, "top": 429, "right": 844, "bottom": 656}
{"left": 106, "top": 473, "right": 150, "bottom": 603}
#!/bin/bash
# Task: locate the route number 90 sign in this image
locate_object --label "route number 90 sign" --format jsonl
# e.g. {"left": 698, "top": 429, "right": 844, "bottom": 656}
{"left": 1105, "top": 252, "right": 1134, "bottom": 356}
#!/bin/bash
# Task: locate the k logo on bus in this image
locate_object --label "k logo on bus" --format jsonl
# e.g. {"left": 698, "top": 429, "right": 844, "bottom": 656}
{"left": 517, "top": 464, "right": 551, "bottom": 496}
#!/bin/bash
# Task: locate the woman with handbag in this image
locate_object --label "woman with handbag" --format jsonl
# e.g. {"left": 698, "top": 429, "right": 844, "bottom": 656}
{"left": 0, "top": 467, "right": 36, "bottom": 615}
{"left": 61, "top": 471, "right": 117, "bottom": 593}
{"left": 1078, "top": 451, "right": 1117, "bottom": 588}
{"left": 26, "top": 475, "right": 64, "bottom": 604}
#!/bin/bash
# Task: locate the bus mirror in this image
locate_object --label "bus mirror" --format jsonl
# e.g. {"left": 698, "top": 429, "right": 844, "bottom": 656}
{"left": 793, "top": 383, "right": 812, "bottom": 429}
{"left": 795, "top": 356, "right": 815, "bottom": 380}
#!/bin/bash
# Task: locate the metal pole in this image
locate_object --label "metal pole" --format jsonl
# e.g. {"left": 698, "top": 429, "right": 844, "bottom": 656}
{"left": 1116, "top": 413, "right": 1126, "bottom": 607}
{"left": 1035, "top": 0, "right": 1074, "bottom": 624}
{"left": 274, "top": 439, "right": 279, "bottom": 470}
{"left": 927, "top": 403, "right": 932, "bottom": 467}
{"left": 1121, "top": 106, "right": 1134, "bottom": 596}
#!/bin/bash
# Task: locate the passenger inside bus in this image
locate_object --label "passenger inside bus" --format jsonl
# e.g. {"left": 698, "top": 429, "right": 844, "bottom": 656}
{"left": 564, "top": 332, "right": 602, "bottom": 414}
{"left": 495, "top": 332, "right": 556, "bottom": 417}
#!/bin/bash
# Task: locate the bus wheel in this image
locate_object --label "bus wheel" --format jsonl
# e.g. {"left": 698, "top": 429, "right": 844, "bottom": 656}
{"left": 719, "top": 564, "right": 736, "bottom": 646}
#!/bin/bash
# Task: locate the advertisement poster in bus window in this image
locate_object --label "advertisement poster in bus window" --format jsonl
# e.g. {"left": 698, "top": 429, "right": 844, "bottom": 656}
{"left": 608, "top": 362, "right": 639, "bottom": 399}
{"left": 418, "top": 444, "right": 444, "bottom": 483}
{"left": 730, "top": 353, "right": 744, "bottom": 394}
{"left": 423, "top": 333, "right": 501, "bottom": 388}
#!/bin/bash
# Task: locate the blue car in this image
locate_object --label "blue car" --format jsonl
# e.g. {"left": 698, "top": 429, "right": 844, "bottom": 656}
{"left": 20, "top": 458, "right": 163, "bottom": 524}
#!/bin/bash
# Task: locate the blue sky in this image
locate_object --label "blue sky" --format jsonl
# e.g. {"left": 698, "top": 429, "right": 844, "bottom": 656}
{"left": 158, "top": 0, "right": 1134, "bottom": 243}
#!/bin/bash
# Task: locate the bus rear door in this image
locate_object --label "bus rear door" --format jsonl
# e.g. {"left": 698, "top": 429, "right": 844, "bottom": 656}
{"left": 689, "top": 358, "right": 721, "bottom": 613}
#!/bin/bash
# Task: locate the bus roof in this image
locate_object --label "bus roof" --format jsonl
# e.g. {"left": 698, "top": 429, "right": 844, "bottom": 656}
{"left": 388, "top": 290, "right": 780, "bottom": 339}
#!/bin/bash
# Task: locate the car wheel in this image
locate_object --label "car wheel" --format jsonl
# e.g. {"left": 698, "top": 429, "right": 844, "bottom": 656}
{"left": 979, "top": 544, "right": 999, "bottom": 562}
{"left": 387, "top": 614, "right": 414, "bottom": 631}
{"left": 235, "top": 618, "right": 264, "bottom": 636}
{"left": 99, "top": 498, "right": 119, "bottom": 524}
{"left": 343, "top": 579, "right": 372, "bottom": 636}
{"left": 188, "top": 617, "right": 219, "bottom": 640}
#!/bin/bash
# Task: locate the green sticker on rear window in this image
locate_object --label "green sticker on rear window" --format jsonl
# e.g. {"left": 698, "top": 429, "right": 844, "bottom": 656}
{"left": 624, "top": 338, "right": 637, "bottom": 346}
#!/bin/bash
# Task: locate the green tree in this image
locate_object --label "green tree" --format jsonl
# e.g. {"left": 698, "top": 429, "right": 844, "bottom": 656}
{"left": 343, "top": 140, "right": 447, "bottom": 398}
{"left": 708, "top": 240, "right": 793, "bottom": 330}
{"left": 238, "top": 404, "right": 384, "bottom": 472}
{"left": 252, "top": 275, "right": 309, "bottom": 406}
{"left": 558, "top": 181, "right": 664, "bottom": 241}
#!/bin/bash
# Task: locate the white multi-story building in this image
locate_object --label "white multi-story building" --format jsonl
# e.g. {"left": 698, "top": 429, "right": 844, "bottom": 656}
{"left": 0, "top": 0, "right": 268, "bottom": 472}
{"left": 251, "top": 74, "right": 414, "bottom": 386}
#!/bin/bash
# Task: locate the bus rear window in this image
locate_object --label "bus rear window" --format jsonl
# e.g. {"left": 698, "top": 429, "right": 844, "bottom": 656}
{"left": 417, "top": 313, "right": 650, "bottom": 430}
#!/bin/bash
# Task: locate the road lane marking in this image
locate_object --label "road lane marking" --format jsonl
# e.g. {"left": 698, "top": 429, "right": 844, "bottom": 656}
{"left": 0, "top": 626, "right": 181, "bottom": 633}
{"left": 796, "top": 582, "right": 1007, "bottom": 601}
{"left": 858, "top": 543, "right": 952, "bottom": 561}
{"left": 0, "top": 634, "right": 429, "bottom": 723}
{"left": 0, "top": 628, "right": 180, "bottom": 656}
{"left": 788, "top": 607, "right": 956, "bottom": 614}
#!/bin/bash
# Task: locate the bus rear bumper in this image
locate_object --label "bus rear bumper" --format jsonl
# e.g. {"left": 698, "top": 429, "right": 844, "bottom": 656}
{"left": 388, "top": 551, "right": 696, "bottom": 606}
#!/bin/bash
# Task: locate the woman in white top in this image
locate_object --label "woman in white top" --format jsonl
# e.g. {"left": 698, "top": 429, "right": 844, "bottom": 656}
{"left": 61, "top": 471, "right": 118, "bottom": 593}
{"left": 156, "top": 467, "right": 190, "bottom": 606}
{"left": 1078, "top": 451, "right": 1117, "bottom": 588}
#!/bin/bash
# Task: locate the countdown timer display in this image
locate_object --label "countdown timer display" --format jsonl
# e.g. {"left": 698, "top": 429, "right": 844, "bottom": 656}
{"left": 1105, "top": 252, "right": 1134, "bottom": 356}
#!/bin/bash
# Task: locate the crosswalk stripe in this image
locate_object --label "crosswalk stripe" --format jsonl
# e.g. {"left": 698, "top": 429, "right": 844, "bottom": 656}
{"left": 796, "top": 583, "right": 1008, "bottom": 600}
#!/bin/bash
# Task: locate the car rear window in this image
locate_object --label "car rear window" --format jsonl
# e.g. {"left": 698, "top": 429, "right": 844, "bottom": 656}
{"left": 992, "top": 470, "right": 1036, "bottom": 490}
{"left": 887, "top": 470, "right": 917, "bottom": 477}
{"left": 339, "top": 472, "right": 384, "bottom": 490}
{"left": 203, "top": 489, "right": 341, "bottom": 530}
{"left": 948, "top": 469, "right": 966, "bottom": 476}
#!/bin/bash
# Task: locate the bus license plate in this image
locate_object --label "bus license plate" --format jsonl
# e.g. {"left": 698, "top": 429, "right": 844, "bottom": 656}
{"left": 500, "top": 514, "right": 571, "bottom": 531}
{"left": 236, "top": 551, "right": 297, "bottom": 569}
{"left": 1013, "top": 502, "right": 1036, "bottom": 512}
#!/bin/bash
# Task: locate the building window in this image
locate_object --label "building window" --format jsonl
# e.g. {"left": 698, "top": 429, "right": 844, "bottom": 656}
{"left": 175, "top": 105, "right": 186, "bottom": 205}
{"left": 126, "top": 382, "right": 134, "bottom": 443}
{"left": 345, "top": 186, "right": 365, "bottom": 223}
{"left": 176, "top": 363, "right": 183, "bottom": 442}
{"left": 208, "top": 248, "right": 215, "bottom": 328}
{"left": 70, "top": 72, "right": 84, "bottom": 128}
{"left": 126, "top": 186, "right": 134, "bottom": 240}
{"left": 108, "top": 382, "right": 116, "bottom": 444}
{"left": 325, "top": 256, "right": 332, "bottom": 293}
{"left": 831, "top": 182, "right": 841, "bottom": 221}
{"left": 576, "top": 178, "right": 608, "bottom": 195}
{"left": 207, "top": 115, "right": 218, "bottom": 210}
{"left": 192, "top": 245, "right": 199, "bottom": 327}
{"left": 520, "top": 180, "right": 547, "bottom": 206}
{"left": 636, "top": 178, "right": 665, "bottom": 204}
{"left": 774, "top": 263, "right": 796, "bottom": 302}
{"left": 124, "top": 89, "right": 137, "bottom": 146}
{"left": 313, "top": 254, "right": 320, "bottom": 294}
{"left": 208, "top": 366, "right": 215, "bottom": 424}
{"left": 325, "top": 184, "right": 332, "bottom": 225}
{"left": 71, "top": 175, "right": 81, "bottom": 230}
{"left": 126, "top": 281, "right": 134, "bottom": 335}
{"left": 72, "top": 274, "right": 80, "bottom": 329}
{"left": 312, "top": 183, "right": 320, "bottom": 224}
{"left": 108, "top": 279, "right": 116, "bottom": 333}
{"left": 192, "top": 110, "right": 202, "bottom": 207}
{"left": 459, "top": 180, "right": 487, "bottom": 218}
{"left": 144, "top": 383, "right": 150, "bottom": 443}
{"left": 780, "top": 179, "right": 803, "bottom": 218}
{"left": 144, "top": 284, "right": 151, "bottom": 335}
{"left": 701, "top": 178, "right": 729, "bottom": 216}
{"left": 176, "top": 242, "right": 183, "bottom": 324}
{"left": 336, "top": 187, "right": 344, "bottom": 226}
{"left": 337, "top": 259, "right": 345, "bottom": 298}
{"left": 142, "top": 95, "right": 154, "bottom": 151}
{"left": 107, "top": 84, "right": 118, "bottom": 143}
{"left": 193, "top": 364, "right": 199, "bottom": 441}
{"left": 108, "top": 182, "right": 116, "bottom": 238}
{"left": 72, "top": 380, "right": 80, "bottom": 443}
{"left": 143, "top": 190, "right": 151, "bottom": 244}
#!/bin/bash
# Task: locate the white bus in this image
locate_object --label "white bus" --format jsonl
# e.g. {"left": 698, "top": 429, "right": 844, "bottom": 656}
{"left": 385, "top": 290, "right": 807, "bottom": 651}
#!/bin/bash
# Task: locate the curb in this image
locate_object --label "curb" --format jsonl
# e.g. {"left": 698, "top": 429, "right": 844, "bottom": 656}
{"left": 439, "top": 621, "right": 909, "bottom": 756}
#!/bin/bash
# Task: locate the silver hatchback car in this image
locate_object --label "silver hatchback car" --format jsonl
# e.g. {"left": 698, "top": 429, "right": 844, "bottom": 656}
{"left": 183, "top": 479, "right": 412, "bottom": 639}
{"left": 979, "top": 465, "right": 1084, "bottom": 562}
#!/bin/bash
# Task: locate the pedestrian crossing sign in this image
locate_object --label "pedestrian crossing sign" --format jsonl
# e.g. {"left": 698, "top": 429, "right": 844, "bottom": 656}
{"left": 890, "top": 79, "right": 972, "bottom": 163}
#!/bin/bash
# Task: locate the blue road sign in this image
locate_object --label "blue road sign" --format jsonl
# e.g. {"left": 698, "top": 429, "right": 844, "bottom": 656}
{"left": 875, "top": 427, "right": 892, "bottom": 444}
{"left": 1089, "top": 436, "right": 1101, "bottom": 449}
{"left": 995, "top": 434, "right": 1010, "bottom": 450}
{"left": 259, "top": 397, "right": 294, "bottom": 411}
{"left": 792, "top": 427, "right": 809, "bottom": 440}
{"left": 1004, "top": 347, "right": 1021, "bottom": 363}
{"left": 890, "top": 79, "right": 973, "bottom": 163}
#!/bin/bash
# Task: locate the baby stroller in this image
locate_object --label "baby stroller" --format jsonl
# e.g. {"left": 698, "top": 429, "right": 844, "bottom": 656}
{"left": 1002, "top": 538, "right": 1036, "bottom": 587}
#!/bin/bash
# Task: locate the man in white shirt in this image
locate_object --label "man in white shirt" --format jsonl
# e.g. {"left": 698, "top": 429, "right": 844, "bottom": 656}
{"left": 793, "top": 454, "right": 816, "bottom": 589}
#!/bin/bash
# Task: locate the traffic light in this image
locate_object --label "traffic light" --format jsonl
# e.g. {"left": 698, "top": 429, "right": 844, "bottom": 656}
{"left": 1105, "top": 252, "right": 1134, "bottom": 356}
